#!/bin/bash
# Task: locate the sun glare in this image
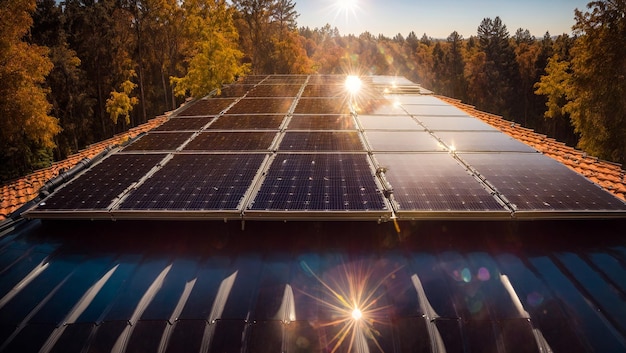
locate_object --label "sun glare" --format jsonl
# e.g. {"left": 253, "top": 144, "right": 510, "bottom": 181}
{"left": 345, "top": 75, "right": 362, "bottom": 95}
{"left": 337, "top": 0, "right": 357, "bottom": 11}
{"left": 352, "top": 308, "right": 363, "bottom": 320}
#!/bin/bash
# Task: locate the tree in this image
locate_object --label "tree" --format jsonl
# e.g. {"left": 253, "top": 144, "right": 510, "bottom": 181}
{"left": 171, "top": 0, "right": 249, "bottom": 97}
{"left": 0, "top": 0, "right": 60, "bottom": 181}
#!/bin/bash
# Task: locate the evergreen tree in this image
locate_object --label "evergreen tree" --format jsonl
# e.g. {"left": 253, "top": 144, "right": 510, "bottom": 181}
{"left": 567, "top": 0, "right": 626, "bottom": 164}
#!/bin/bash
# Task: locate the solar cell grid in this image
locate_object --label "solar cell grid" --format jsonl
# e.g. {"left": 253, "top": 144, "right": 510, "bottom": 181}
{"left": 216, "top": 84, "right": 254, "bottom": 98}
{"left": 301, "top": 85, "right": 345, "bottom": 97}
{"left": 279, "top": 132, "right": 364, "bottom": 151}
{"left": 238, "top": 75, "right": 267, "bottom": 84}
{"left": 385, "top": 95, "right": 446, "bottom": 105}
{"left": 460, "top": 153, "right": 626, "bottom": 212}
{"left": 375, "top": 153, "right": 505, "bottom": 212}
{"left": 178, "top": 98, "right": 237, "bottom": 116}
{"left": 119, "top": 154, "right": 265, "bottom": 211}
{"left": 261, "top": 76, "right": 307, "bottom": 84}
{"left": 293, "top": 98, "right": 350, "bottom": 114}
{"left": 183, "top": 132, "right": 277, "bottom": 151}
{"left": 152, "top": 117, "right": 214, "bottom": 132}
{"left": 208, "top": 115, "right": 285, "bottom": 130}
{"left": 307, "top": 75, "right": 346, "bottom": 85}
{"left": 287, "top": 115, "right": 357, "bottom": 130}
{"left": 357, "top": 115, "right": 423, "bottom": 130}
{"left": 123, "top": 132, "right": 193, "bottom": 151}
{"left": 417, "top": 116, "right": 496, "bottom": 131}
{"left": 36, "top": 154, "right": 164, "bottom": 210}
{"left": 365, "top": 131, "right": 444, "bottom": 152}
{"left": 436, "top": 131, "right": 536, "bottom": 152}
{"left": 246, "top": 85, "right": 302, "bottom": 97}
{"left": 227, "top": 98, "right": 294, "bottom": 114}
{"left": 249, "top": 154, "right": 387, "bottom": 211}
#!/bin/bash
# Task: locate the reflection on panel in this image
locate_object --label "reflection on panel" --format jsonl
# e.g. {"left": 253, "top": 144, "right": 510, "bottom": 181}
{"left": 301, "top": 84, "right": 345, "bottom": 97}
{"left": 183, "top": 132, "right": 277, "bottom": 151}
{"left": 287, "top": 115, "right": 356, "bottom": 130}
{"left": 153, "top": 117, "right": 214, "bottom": 132}
{"left": 404, "top": 104, "right": 470, "bottom": 117}
{"left": 436, "top": 131, "right": 536, "bottom": 152}
{"left": 356, "top": 99, "right": 406, "bottom": 115}
{"left": 119, "top": 154, "right": 265, "bottom": 210}
{"left": 208, "top": 115, "right": 285, "bottom": 130}
{"left": 246, "top": 85, "right": 302, "bottom": 97}
{"left": 418, "top": 116, "right": 497, "bottom": 131}
{"left": 293, "top": 98, "right": 350, "bottom": 114}
{"left": 460, "top": 153, "right": 626, "bottom": 211}
{"left": 365, "top": 131, "right": 443, "bottom": 152}
{"left": 35, "top": 154, "right": 164, "bottom": 210}
{"left": 227, "top": 98, "right": 294, "bottom": 114}
{"left": 249, "top": 154, "right": 387, "bottom": 211}
{"left": 279, "top": 132, "right": 364, "bottom": 151}
{"left": 358, "top": 115, "right": 424, "bottom": 130}
{"left": 375, "top": 153, "right": 505, "bottom": 212}
{"left": 123, "top": 132, "right": 193, "bottom": 151}
{"left": 386, "top": 95, "right": 446, "bottom": 105}
{"left": 178, "top": 98, "right": 237, "bottom": 116}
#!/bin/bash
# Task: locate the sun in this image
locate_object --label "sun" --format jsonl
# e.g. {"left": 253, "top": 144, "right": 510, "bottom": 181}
{"left": 337, "top": 0, "right": 357, "bottom": 11}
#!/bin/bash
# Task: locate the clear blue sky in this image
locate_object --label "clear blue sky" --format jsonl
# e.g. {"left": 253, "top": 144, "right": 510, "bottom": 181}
{"left": 295, "top": 0, "right": 591, "bottom": 39}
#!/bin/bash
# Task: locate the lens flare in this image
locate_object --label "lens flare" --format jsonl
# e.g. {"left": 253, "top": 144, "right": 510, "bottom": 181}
{"left": 299, "top": 260, "right": 401, "bottom": 353}
{"left": 345, "top": 75, "right": 362, "bottom": 95}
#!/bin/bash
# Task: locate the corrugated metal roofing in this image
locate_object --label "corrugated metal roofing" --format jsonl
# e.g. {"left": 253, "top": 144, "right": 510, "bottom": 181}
{"left": 0, "top": 219, "right": 625, "bottom": 352}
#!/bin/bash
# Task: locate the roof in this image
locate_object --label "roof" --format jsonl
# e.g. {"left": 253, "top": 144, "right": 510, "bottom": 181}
{"left": 1, "top": 75, "right": 626, "bottom": 353}
{"left": 18, "top": 74, "right": 626, "bottom": 221}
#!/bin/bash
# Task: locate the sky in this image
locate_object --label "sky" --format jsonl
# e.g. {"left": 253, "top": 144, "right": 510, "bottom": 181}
{"left": 294, "top": 0, "right": 591, "bottom": 39}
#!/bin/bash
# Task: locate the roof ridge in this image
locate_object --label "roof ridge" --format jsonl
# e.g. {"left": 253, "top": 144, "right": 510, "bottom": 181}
{"left": 436, "top": 95, "right": 626, "bottom": 202}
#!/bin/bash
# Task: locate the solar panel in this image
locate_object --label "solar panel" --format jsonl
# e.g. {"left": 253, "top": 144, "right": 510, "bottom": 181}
{"left": 215, "top": 84, "right": 254, "bottom": 98}
{"left": 385, "top": 95, "right": 446, "bottom": 105}
{"left": 459, "top": 153, "right": 626, "bottom": 213}
{"left": 246, "top": 84, "right": 302, "bottom": 97}
{"left": 208, "top": 115, "right": 285, "bottom": 130}
{"left": 358, "top": 115, "right": 424, "bottom": 130}
{"left": 403, "top": 104, "right": 470, "bottom": 117}
{"left": 301, "top": 85, "right": 345, "bottom": 97}
{"left": 435, "top": 131, "right": 536, "bottom": 152}
{"left": 227, "top": 98, "right": 294, "bottom": 114}
{"left": 178, "top": 98, "right": 237, "bottom": 116}
{"left": 279, "top": 132, "right": 364, "bottom": 151}
{"left": 356, "top": 99, "right": 406, "bottom": 115}
{"left": 183, "top": 132, "right": 278, "bottom": 151}
{"left": 374, "top": 153, "right": 507, "bottom": 214}
{"left": 261, "top": 76, "right": 308, "bottom": 84}
{"left": 293, "top": 98, "right": 350, "bottom": 114}
{"left": 287, "top": 115, "right": 357, "bottom": 130}
{"left": 238, "top": 75, "right": 267, "bottom": 84}
{"left": 35, "top": 154, "right": 164, "bottom": 210}
{"left": 364, "top": 131, "right": 444, "bottom": 152}
{"left": 417, "top": 116, "right": 497, "bottom": 131}
{"left": 118, "top": 154, "right": 266, "bottom": 211}
{"left": 307, "top": 75, "right": 346, "bottom": 85}
{"left": 153, "top": 117, "right": 214, "bottom": 132}
{"left": 123, "top": 132, "right": 193, "bottom": 151}
{"left": 248, "top": 154, "right": 388, "bottom": 212}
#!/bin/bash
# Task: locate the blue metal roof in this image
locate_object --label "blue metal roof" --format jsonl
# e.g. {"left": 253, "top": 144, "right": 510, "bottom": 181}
{"left": 1, "top": 219, "right": 625, "bottom": 352}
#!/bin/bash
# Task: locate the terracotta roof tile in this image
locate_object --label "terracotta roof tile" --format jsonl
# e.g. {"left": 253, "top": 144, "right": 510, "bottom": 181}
{"left": 437, "top": 95, "right": 626, "bottom": 202}
{"left": 0, "top": 115, "right": 168, "bottom": 221}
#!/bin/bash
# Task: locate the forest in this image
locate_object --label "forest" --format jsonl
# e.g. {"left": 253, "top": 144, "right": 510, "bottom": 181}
{"left": 1, "top": 0, "right": 625, "bottom": 183}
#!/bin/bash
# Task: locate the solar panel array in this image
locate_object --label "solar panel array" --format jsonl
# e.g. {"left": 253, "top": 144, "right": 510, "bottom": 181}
{"left": 26, "top": 75, "right": 626, "bottom": 221}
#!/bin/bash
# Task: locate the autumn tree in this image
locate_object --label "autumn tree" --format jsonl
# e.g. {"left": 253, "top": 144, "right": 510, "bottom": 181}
{"left": 171, "top": 0, "right": 248, "bottom": 97}
{"left": 0, "top": 0, "right": 60, "bottom": 182}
